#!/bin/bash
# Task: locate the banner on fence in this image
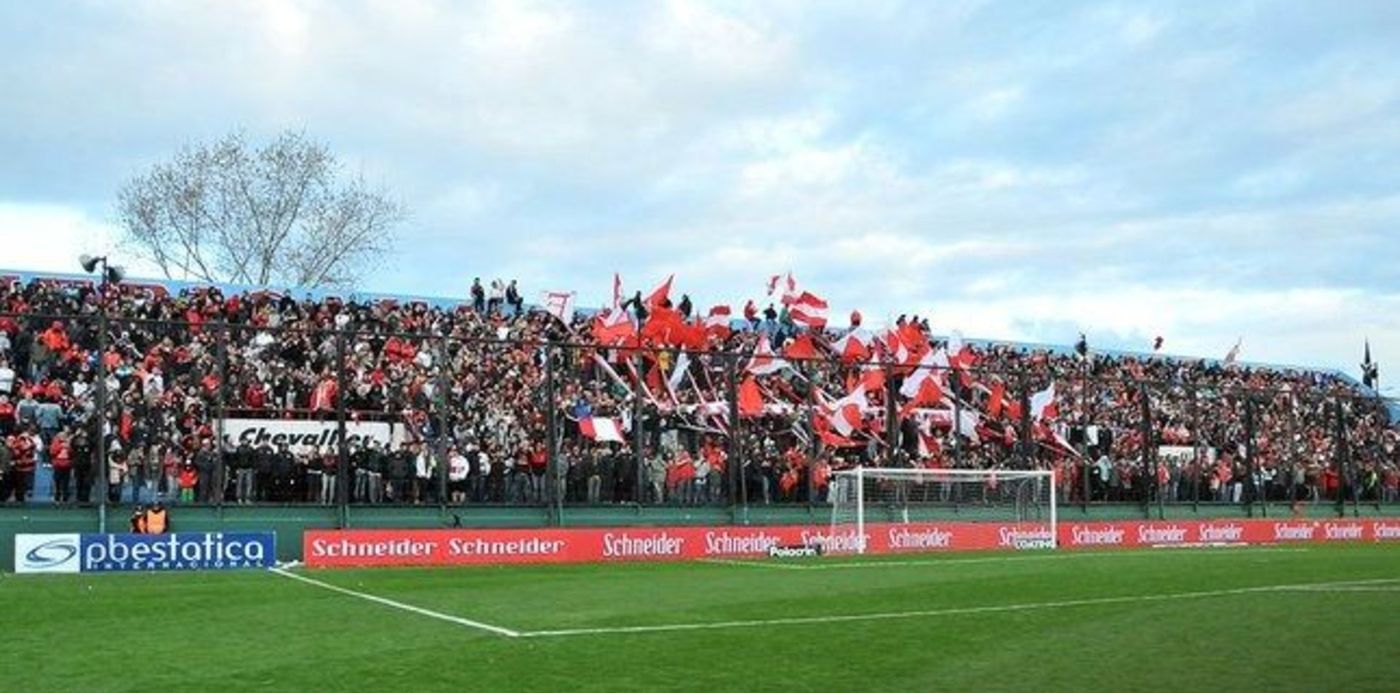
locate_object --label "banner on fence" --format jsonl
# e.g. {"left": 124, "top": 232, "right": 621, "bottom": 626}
{"left": 15, "top": 533, "right": 276, "bottom": 574}
{"left": 1157, "top": 445, "right": 1217, "bottom": 465}
{"left": 220, "top": 418, "right": 404, "bottom": 453}
{"left": 303, "top": 519, "right": 1400, "bottom": 568}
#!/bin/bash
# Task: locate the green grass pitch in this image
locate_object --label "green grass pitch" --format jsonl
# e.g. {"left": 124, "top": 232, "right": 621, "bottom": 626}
{"left": 4, "top": 544, "right": 1398, "bottom": 692}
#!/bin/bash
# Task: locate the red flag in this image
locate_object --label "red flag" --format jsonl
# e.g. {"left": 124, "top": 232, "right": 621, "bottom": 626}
{"left": 645, "top": 275, "right": 674, "bottom": 310}
{"left": 783, "top": 333, "right": 818, "bottom": 361}
{"left": 591, "top": 309, "right": 634, "bottom": 345}
{"left": 641, "top": 304, "right": 684, "bottom": 344}
{"left": 858, "top": 365, "right": 885, "bottom": 393}
{"left": 645, "top": 361, "right": 664, "bottom": 397}
{"left": 898, "top": 377, "right": 943, "bottom": 419}
{"left": 987, "top": 380, "right": 1005, "bottom": 420}
{"left": 738, "top": 377, "right": 764, "bottom": 418}
{"left": 1006, "top": 400, "right": 1023, "bottom": 423}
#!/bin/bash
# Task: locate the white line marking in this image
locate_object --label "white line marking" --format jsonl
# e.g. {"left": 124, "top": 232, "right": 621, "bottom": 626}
{"left": 1274, "top": 586, "right": 1400, "bottom": 593}
{"left": 697, "top": 547, "right": 1312, "bottom": 572}
{"left": 696, "top": 558, "right": 808, "bottom": 571}
{"left": 269, "top": 567, "right": 520, "bottom": 638}
{"left": 515, "top": 578, "right": 1400, "bottom": 639}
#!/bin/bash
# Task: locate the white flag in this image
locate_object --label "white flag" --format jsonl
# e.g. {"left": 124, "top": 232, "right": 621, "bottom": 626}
{"left": 667, "top": 352, "right": 691, "bottom": 393}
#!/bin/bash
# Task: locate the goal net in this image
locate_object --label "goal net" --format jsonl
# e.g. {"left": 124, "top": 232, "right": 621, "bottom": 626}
{"left": 830, "top": 468, "right": 1057, "bottom": 554}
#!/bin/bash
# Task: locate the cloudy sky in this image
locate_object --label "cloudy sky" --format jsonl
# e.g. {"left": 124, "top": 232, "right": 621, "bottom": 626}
{"left": 2, "top": 1, "right": 1397, "bottom": 386}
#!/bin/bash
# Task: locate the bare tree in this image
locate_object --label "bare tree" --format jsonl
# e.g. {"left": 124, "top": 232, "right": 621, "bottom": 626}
{"left": 117, "top": 130, "right": 406, "bottom": 289}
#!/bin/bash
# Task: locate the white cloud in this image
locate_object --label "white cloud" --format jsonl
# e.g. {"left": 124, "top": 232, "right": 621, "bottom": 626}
{"left": 0, "top": 203, "right": 133, "bottom": 275}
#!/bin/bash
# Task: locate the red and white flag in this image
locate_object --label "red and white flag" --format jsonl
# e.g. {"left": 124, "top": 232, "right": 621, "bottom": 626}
{"left": 704, "top": 305, "right": 733, "bottom": 338}
{"left": 899, "top": 348, "right": 949, "bottom": 399}
{"left": 745, "top": 334, "right": 789, "bottom": 375}
{"left": 831, "top": 328, "right": 872, "bottom": 362}
{"left": 767, "top": 272, "right": 801, "bottom": 304}
{"left": 956, "top": 410, "right": 981, "bottom": 443}
{"left": 947, "top": 330, "right": 977, "bottom": 370}
{"left": 579, "top": 416, "right": 626, "bottom": 444}
{"left": 826, "top": 384, "right": 868, "bottom": 437}
{"left": 539, "top": 290, "right": 576, "bottom": 324}
{"left": 1029, "top": 382, "right": 1058, "bottom": 421}
{"left": 788, "top": 291, "right": 829, "bottom": 329}
{"left": 876, "top": 328, "right": 909, "bottom": 365}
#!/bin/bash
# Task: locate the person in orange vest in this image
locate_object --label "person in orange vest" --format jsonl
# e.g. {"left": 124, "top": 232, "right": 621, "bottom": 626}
{"left": 143, "top": 502, "right": 170, "bottom": 535}
{"left": 129, "top": 504, "right": 147, "bottom": 534}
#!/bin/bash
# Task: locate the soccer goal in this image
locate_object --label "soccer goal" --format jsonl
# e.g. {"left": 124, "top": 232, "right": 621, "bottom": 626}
{"left": 830, "top": 467, "right": 1057, "bottom": 554}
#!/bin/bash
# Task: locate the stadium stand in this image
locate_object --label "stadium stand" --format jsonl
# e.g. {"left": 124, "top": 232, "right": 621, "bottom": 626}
{"left": 0, "top": 269, "right": 1395, "bottom": 510}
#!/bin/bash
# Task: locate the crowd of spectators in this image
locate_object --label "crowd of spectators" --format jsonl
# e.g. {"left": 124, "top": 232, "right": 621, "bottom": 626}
{"left": 0, "top": 272, "right": 1394, "bottom": 509}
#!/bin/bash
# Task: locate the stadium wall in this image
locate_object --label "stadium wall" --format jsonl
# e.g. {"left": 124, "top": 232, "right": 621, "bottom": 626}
{"left": 4, "top": 504, "right": 1399, "bottom": 571}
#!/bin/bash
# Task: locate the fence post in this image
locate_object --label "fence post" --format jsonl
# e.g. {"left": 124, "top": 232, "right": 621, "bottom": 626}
{"left": 334, "top": 329, "right": 349, "bottom": 528}
{"left": 885, "top": 361, "right": 898, "bottom": 462}
{"left": 632, "top": 351, "right": 645, "bottom": 507}
{"left": 727, "top": 353, "right": 745, "bottom": 519}
{"left": 544, "top": 343, "right": 561, "bottom": 524}
{"left": 1189, "top": 385, "right": 1202, "bottom": 513}
{"left": 435, "top": 337, "right": 450, "bottom": 514}
{"left": 1243, "top": 394, "right": 1257, "bottom": 518}
{"left": 215, "top": 322, "right": 228, "bottom": 511}
{"left": 95, "top": 310, "right": 109, "bottom": 531}
{"left": 1018, "top": 383, "right": 1032, "bottom": 470}
{"left": 1079, "top": 367, "right": 1090, "bottom": 513}
{"left": 1139, "top": 382, "right": 1153, "bottom": 519}
{"left": 807, "top": 378, "right": 819, "bottom": 507}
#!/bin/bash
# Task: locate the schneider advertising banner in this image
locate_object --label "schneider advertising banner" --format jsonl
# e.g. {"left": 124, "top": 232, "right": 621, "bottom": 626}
{"left": 15, "top": 532, "right": 276, "bottom": 574}
{"left": 303, "top": 519, "right": 1400, "bottom": 569}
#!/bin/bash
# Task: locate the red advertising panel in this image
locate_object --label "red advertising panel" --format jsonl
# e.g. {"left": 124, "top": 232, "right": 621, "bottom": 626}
{"left": 1056, "top": 519, "right": 1400, "bottom": 549}
{"left": 304, "top": 519, "right": 1400, "bottom": 568}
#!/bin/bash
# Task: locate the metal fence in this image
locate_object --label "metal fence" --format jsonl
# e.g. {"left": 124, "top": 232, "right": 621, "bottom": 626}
{"left": 1, "top": 312, "right": 1396, "bottom": 523}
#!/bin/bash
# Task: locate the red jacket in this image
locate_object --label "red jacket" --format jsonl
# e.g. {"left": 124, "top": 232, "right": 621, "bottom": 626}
{"left": 49, "top": 438, "right": 72, "bottom": 471}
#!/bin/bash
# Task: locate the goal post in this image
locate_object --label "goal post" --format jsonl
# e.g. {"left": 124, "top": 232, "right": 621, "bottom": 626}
{"left": 830, "top": 467, "right": 1057, "bottom": 555}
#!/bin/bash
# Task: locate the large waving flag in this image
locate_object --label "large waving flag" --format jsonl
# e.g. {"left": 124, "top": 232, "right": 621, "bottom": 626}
{"left": 788, "top": 291, "right": 829, "bottom": 329}
{"left": 646, "top": 274, "right": 674, "bottom": 310}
